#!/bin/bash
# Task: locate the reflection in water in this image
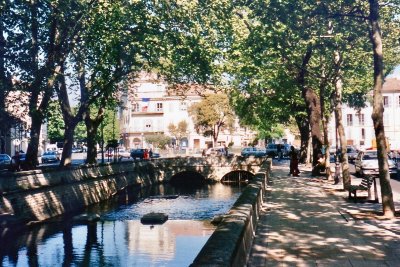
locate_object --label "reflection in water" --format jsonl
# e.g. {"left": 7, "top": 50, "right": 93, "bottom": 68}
{"left": 0, "top": 183, "right": 242, "bottom": 266}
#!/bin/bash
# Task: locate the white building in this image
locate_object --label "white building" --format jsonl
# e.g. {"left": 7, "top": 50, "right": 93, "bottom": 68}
{"left": 329, "top": 77, "right": 400, "bottom": 151}
{"left": 119, "top": 73, "right": 257, "bottom": 152}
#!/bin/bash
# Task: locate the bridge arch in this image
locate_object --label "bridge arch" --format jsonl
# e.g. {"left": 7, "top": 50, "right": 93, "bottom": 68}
{"left": 169, "top": 171, "right": 206, "bottom": 186}
{"left": 221, "top": 170, "right": 255, "bottom": 184}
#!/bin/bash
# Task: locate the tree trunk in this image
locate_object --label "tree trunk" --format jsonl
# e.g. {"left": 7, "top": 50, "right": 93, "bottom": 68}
{"left": 322, "top": 115, "right": 332, "bottom": 180}
{"left": 84, "top": 107, "right": 103, "bottom": 164}
{"left": 333, "top": 51, "right": 350, "bottom": 189}
{"left": 319, "top": 74, "right": 332, "bottom": 180}
{"left": 57, "top": 65, "right": 89, "bottom": 167}
{"left": 25, "top": 115, "right": 42, "bottom": 168}
{"left": 296, "top": 46, "right": 323, "bottom": 170}
{"left": 60, "top": 123, "right": 76, "bottom": 167}
{"left": 213, "top": 124, "right": 219, "bottom": 146}
{"left": 295, "top": 115, "right": 309, "bottom": 163}
{"left": 25, "top": 1, "right": 64, "bottom": 169}
{"left": 85, "top": 116, "right": 99, "bottom": 164}
{"left": 369, "top": 0, "right": 395, "bottom": 218}
{"left": 303, "top": 87, "right": 323, "bottom": 175}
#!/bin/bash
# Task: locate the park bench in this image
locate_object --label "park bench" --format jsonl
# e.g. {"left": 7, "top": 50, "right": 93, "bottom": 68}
{"left": 348, "top": 175, "right": 375, "bottom": 201}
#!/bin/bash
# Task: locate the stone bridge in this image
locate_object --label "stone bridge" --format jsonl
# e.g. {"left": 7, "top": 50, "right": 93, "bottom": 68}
{"left": 0, "top": 156, "right": 267, "bottom": 227}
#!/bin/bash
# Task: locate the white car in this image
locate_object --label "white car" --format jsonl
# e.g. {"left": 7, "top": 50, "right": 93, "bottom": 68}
{"left": 354, "top": 150, "right": 397, "bottom": 177}
{"left": 118, "top": 149, "right": 131, "bottom": 159}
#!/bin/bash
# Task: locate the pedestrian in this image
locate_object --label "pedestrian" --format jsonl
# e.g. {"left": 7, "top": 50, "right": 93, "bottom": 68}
{"left": 277, "top": 144, "right": 282, "bottom": 161}
{"left": 144, "top": 149, "right": 149, "bottom": 160}
{"left": 12, "top": 151, "right": 21, "bottom": 172}
{"left": 149, "top": 148, "right": 153, "bottom": 158}
{"left": 289, "top": 146, "right": 299, "bottom": 177}
{"left": 224, "top": 145, "right": 229, "bottom": 156}
{"left": 202, "top": 148, "right": 206, "bottom": 157}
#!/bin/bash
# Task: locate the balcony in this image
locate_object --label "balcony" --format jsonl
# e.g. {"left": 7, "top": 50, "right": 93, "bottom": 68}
{"left": 131, "top": 109, "right": 164, "bottom": 116}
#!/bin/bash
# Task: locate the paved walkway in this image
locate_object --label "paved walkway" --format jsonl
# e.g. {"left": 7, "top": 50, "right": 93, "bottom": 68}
{"left": 248, "top": 161, "right": 400, "bottom": 267}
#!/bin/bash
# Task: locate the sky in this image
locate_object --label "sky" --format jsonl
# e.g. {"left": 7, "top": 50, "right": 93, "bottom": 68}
{"left": 386, "top": 65, "right": 400, "bottom": 79}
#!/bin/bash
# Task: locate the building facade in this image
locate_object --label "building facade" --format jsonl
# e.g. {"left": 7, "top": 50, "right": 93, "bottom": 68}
{"left": 119, "top": 73, "right": 257, "bottom": 152}
{"left": 328, "top": 77, "right": 400, "bottom": 151}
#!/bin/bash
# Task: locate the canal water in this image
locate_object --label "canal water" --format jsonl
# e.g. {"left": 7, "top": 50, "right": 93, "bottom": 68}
{"left": 0, "top": 182, "right": 245, "bottom": 267}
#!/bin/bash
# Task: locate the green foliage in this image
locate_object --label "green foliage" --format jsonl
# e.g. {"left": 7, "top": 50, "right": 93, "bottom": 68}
{"left": 98, "top": 109, "right": 120, "bottom": 145}
{"left": 46, "top": 102, "right": 119, "bottom": 145}
{"left": 188, "top": 94, "right": 235, "bottom": 142}
{"left": 74, "top": 122, "right": 87, "bottom": 143}
{"left": 46, "top": 102, "right": 64, "bottom": 143}
{"left": 145, "top": 134, "right": 171, "bottom": 149}
{"left": 167, "top": 120, "right": 188, "bottom": 141}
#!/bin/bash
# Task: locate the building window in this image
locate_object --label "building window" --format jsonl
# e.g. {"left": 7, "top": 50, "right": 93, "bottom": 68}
{"left": 180, "top": 102, "right": 187, "bottom": 111}
{"left": 361, "top": 128, "right": 365, "bottom": 140}
{"left": 383, "top": 96, "right": 390, "bottom": 107}
{"left": 356, "top": 113, "right": 364, "bottom": 126}
{"left": 144, "top": 119, "right": 153, "bottom": 131}
{"left": 347, "top": 114, "right": 353, "bottom": 126}
{"left": 132, "top": 103, "right": 139, "bottom": 113}
{"left": 156, "top": 103, "right": 163, "bottom": 112}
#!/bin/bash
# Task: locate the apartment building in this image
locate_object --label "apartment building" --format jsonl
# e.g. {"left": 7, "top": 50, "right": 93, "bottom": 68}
{"left": 119, "top": 73, "right": 257, "bottom": 151}
{"left": 328, "top": 77, "right": 400, "bottom": 150}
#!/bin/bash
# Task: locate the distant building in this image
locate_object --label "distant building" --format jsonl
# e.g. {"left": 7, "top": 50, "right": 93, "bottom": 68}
{"left": 328, "top": 77, "right": 400, "bottom": 151}
{"left": 4, "top": 90, "right": 47, "bottom": 156}
{"left": 119, "top": 72, "right": 257, "bottom": 151}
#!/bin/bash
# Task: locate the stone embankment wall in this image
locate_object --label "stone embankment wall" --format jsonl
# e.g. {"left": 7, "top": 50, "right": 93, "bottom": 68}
{"left": 0, "top": 156, "right": 264, "bottom": 226}
{"left": 0, "top": 161, "right": 164, "bottom": 225}
{"left": 191, "top": 159, "right": 271, "bottom": 267}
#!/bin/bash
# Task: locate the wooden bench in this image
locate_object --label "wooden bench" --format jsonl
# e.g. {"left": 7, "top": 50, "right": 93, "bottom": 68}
{"left": 348, "top": 176, "right": 374, "bottom": 201}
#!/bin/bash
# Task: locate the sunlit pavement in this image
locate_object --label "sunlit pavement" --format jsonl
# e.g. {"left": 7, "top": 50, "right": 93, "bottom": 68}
{"left": 248, "top": 160, "right": 400, "bottom": 267}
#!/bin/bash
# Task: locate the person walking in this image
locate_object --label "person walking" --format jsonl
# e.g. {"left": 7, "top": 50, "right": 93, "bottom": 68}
{"left": 277, "top": 144, "right": 282, "bottom": 161}
{"left": 289, "top": 146, "right": 299, "bottom": 176}
{"left": 143, "top": 149, "right": 149, "bottom": 160}
{"left": 12, "top": 151, "right": 21, "bottom": 171}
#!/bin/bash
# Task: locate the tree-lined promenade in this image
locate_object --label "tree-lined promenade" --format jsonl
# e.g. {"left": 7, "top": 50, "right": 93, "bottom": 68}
{"left": 1, "top": 1, "right": 399, "bottom": 218}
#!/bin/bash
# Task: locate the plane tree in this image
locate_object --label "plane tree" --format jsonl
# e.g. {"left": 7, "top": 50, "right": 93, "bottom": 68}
{"left": 188, "top": 94, "right": 235, "bottom": 147}
{"left": 365, "top": 0, "right": 399, "bottom": 217}
{"left": 0, "top": 0, "right": 113, "bottom": 168}
{"left": 167, "top": 120, "right": 188, "bottom": 148}
{"left": 54, "top": 0, "right": 147, "bottom": 166}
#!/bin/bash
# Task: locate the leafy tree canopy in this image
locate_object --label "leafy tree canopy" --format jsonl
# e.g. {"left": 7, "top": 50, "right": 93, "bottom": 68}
{"left": 188, "top": 93, "right": 235, "bottom": 144}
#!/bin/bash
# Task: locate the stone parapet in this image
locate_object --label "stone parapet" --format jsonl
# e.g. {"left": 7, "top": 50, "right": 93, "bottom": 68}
{"left": 191, "top": 159, "right": 271, "bottom": 267}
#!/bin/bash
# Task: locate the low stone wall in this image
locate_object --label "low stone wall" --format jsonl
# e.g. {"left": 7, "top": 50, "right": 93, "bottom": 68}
{"left": 191, "top": 159, "right": 271, "bottom": 267}
{"left": 0, "top": 161, "right": 165, "bottom": 226}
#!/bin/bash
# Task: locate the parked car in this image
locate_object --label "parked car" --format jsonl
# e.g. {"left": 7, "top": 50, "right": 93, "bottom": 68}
{"left": 241, "top": 147, "right": 266, "bottom": 157}
{"left": 9, "top": 153, "right": 27, "bottom": 171}
{"left": 354, "top": 150, "right": 397, "bottom": 177}
{"left": 72, "top": 147, "right": 83, "bottom": 153}
{"left": 346, "top": 146, "right": 358, "bottom": 162}
{"left": 130, "top": 149, "right": 160, "bottom": 160}
{"left": 118, "top": 149, "right": 131, "bottom": 159}
{"left": 205, "top": 147, "right": 228, "bottom": 157}
{"left": 0, "top": 154, "right": 12, "bottom": 170}
{"left": 41, "top": 151, "right": 59, "bottom": 164}
{"left": 265, "top": 143, "right": 290, "bottom": 158}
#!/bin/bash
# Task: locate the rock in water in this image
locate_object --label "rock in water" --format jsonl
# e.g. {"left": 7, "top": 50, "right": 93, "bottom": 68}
{"left": 141, "top": 212, "right": 168, "bottom": 225}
